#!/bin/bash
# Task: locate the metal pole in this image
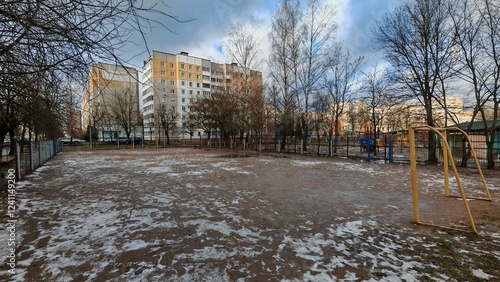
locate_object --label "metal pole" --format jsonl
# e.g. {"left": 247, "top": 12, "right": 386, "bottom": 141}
{"left": 367, "top": 140, "right": 371, "bottom": 163}
{"left": 443, "top": 130, "right": 450, "bottom": 196}
{"left": 15, "top": 142, "right": 21, "bottom": 180}
{"left": 38, "top": 141, "right": 42, "bottom": 168}
{"left": 29, "top": 141, "right": 34, "bottom": 171}
{"left": 409, "top": 127, "right": 420, "bottom": 224}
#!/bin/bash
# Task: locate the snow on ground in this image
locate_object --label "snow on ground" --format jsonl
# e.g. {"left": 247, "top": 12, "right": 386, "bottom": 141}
{"left": 1, "top": 148, "right": 499, "bottom": 281}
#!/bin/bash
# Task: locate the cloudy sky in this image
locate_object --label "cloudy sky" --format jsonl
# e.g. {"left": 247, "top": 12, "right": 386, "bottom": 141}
{"left": 124, "top": 0, "right": 404, "bottom": 72}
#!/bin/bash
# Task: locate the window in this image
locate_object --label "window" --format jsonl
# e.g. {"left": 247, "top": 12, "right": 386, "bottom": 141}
{"left": 160, "top": 79, "right": 166, "bottom": 84}
{"left": 196, "top": 75, "right": 200, "bottom": 80}
{"left": 189, "top": 65, "right": 192, "bottom": 70}
{"left": 181, "top": 72, "right": 185, "bottom": 77}
{"left": 182, "top": 98, "right": 185, "bottom": 103}
{"left": 162, "top": 88, "right": 166, "bottom": 94}
{"left": 197, "top": 83, "right": 200, "bottom": 88}
{"left": 189, "top": 90, "right": 193, "bottom": 95}
{"left": 170, "top": 99, "right": 175, "bottom": 102}
{"left": 170, "top": 81, "right": 175, "bottom": 86}
{"left": 188, "top": 73, "right": 192, "bottom": 79}
{"left": 182, "top": 115, "right": 186, "bottom": 120}
{"left": 170, "top": 72, "right": 174, "bottom": 77}
{"left": 189, "top": 98, "right": 194, "bottom": 103}
{"left": 197, "top": 91, "right": 200, "bottom": 95}
{"left": 170, "top": 63, "right": 174, "bottom": 68}
{"left": 202, "top": 67, "right": 210, "bottom": 72}
{"left": 189, "top": 82, "right": 193, "bottom": 87}
{"left": 182, "top": 106, "right": 186, "bottom": 111}
{"left": 161, "top": 71, "right": 165, "bottom": 76}
{"left": 162, "top": 96, "right": 166, "bottom": 102}
{"left": 181, "top": 89, "right": 185, "bottom": 94}
{"left": 181, "top": 63, "right": 185, "bottom": 69}
{"left": 170, "top": 89, "right": 175, "bottom": 94}
{"left": 196, "top": 66, "right": 200, "bottom": 71}
{"left": 181, "top": 81, "right": 185, "bottom": 86}
{"left": 160, "top": 62, "right": 165, "bottom": 67}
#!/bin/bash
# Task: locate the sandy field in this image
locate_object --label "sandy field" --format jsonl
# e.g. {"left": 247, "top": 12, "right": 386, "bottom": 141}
{"left": 1, "top": 148, "right": 499, "bottom": 281}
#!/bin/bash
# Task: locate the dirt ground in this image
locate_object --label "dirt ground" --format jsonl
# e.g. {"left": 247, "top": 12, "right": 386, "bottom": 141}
{"left": 1, "top": 148, "right": 500, "bottom": 281}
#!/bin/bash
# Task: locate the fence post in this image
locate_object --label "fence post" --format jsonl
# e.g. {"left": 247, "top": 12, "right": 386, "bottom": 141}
{"left": 15, "top": 142, "right": 21, "bottom": 180}
{"left": 388, "top": 141, "right": 393, "bottom": 163}
{"left": 346, "top": 137, "right": 349, "bottom": 158}
{"left": 29, "top": 141, "right": 34, "bottom": 171}
{"left": 38, "top": 141, "right": 42, "bottom": 167}
{"left": 53, "top": 140, "right": 57, "bottom": 156}
{"left": 329, "top": 139, "right": 333, "bottom": 157}
{"left": 367, "top": 142, "right": 371, "bottom": 163}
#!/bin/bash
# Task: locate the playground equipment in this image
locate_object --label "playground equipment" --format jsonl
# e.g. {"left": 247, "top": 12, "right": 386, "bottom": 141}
{"left": 409, "top": 125, "right": 492, "bottom": 233}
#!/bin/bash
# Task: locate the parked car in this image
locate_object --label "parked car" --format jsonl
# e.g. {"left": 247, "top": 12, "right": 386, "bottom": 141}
{"left": 118, "top": 137, "right": 143, "bottom": 144}
{"left": 72, "top": 138, "right": 86, "bottom": 144}
{"left": 59, "top": 137, "right": 86, "bottom": 144}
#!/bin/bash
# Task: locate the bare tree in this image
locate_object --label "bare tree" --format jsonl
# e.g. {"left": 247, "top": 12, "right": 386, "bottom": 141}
{"left": 294, "top": 0, "right": 337, "bottom": 152}
{"left": 311, "top": 91, "right": 330, "bottom": 155}
{"left": 188, "top": 89, "right": 239, "bottom": 146}
{"left": 157, "top": 105, "right": 179, "bottom": 146}
{"left": 224, "top": 23, "right": 262, "bottom": 145}
{"left": 478, "top": 0, "right": 500, "bottom": 168}
{"left": 450, "top": 0, "right": 500, "bottom": 168}
{"left": 361, "top": 66, "right": 398, "bottom": 155}
{"left": 375, "top": 0, "right": 455, "bottom": 163}
{"left": 269, "top": 0, "right": 302, "bottom": 150}
{"left": 0, "top": 1, "right": 185, "bottom": 78}
{"left": 107, "top": 87, "right": 140, "bottom": 139}
{"left": 323, "top": 44, "right": 364, "bottom": 156}
{"left": 0, "top": 0, "right": 188, "bottom": 147}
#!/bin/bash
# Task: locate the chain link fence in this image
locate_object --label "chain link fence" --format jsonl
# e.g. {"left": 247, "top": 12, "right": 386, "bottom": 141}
{"left": 1, "top": 140, "right": 61, "bottom": 181}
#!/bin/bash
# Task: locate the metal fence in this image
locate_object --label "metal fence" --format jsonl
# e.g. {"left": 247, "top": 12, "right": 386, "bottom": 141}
{"left": 195, "top": 132, "right": 500, "bottom": 169}
{"left": 57, "top": 131, "right": 500, "bottom": 169}
{"left": 1, "top": 140, "right": 61, "bottom": 181}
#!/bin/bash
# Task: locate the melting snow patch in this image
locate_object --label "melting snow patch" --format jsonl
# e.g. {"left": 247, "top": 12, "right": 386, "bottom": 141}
{"left": 15, "top": 180, "right": 32, "bottom": 189}
{"left": 292, "top": 160, "right": 327, "bottom": 167}
{"left": 472, "top": 269, "right": 493, "bottom": 280}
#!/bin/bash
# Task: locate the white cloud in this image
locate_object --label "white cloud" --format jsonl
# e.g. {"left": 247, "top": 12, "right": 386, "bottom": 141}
{"left": 121, "top": 0, "right": 405, "bottom": 75}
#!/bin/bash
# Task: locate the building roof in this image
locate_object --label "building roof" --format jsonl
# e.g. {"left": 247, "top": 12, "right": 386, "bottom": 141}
{"left": 451, "top": 120, "right": 500, "bottom": 131}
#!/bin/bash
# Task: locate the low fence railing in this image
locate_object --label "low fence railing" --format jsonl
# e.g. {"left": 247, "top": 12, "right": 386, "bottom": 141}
{"left": 1, "top": 140, "right": 61, "bottom": 181}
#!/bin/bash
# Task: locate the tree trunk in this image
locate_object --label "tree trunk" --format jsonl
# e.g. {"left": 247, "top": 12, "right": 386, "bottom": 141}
{"left": 460, "top": 137, "right": 471, "bottom": 168}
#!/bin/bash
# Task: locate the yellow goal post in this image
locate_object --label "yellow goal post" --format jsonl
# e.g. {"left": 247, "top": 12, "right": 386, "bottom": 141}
{"left": 409, "top": 125, "right": 492, "bottom": 234}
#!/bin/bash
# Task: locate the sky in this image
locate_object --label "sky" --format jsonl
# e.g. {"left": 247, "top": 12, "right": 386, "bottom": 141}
{"left": 124, "top": 0, "right": 404, "bottom": 73}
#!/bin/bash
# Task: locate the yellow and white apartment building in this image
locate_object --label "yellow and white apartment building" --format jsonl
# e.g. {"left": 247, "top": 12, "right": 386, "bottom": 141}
{"left": 142, "top": 50, "right": 263, "bottom": 140}
{"left": 81, "top": 62, "right": 140, "bottom": 140}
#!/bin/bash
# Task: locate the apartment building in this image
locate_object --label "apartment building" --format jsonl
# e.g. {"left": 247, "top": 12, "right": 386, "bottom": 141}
{"left": 81, "top": 62, "right": 140, "bottom": 141}
{"left": 142, "top": 50, "right": 263, "bottom": 139}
